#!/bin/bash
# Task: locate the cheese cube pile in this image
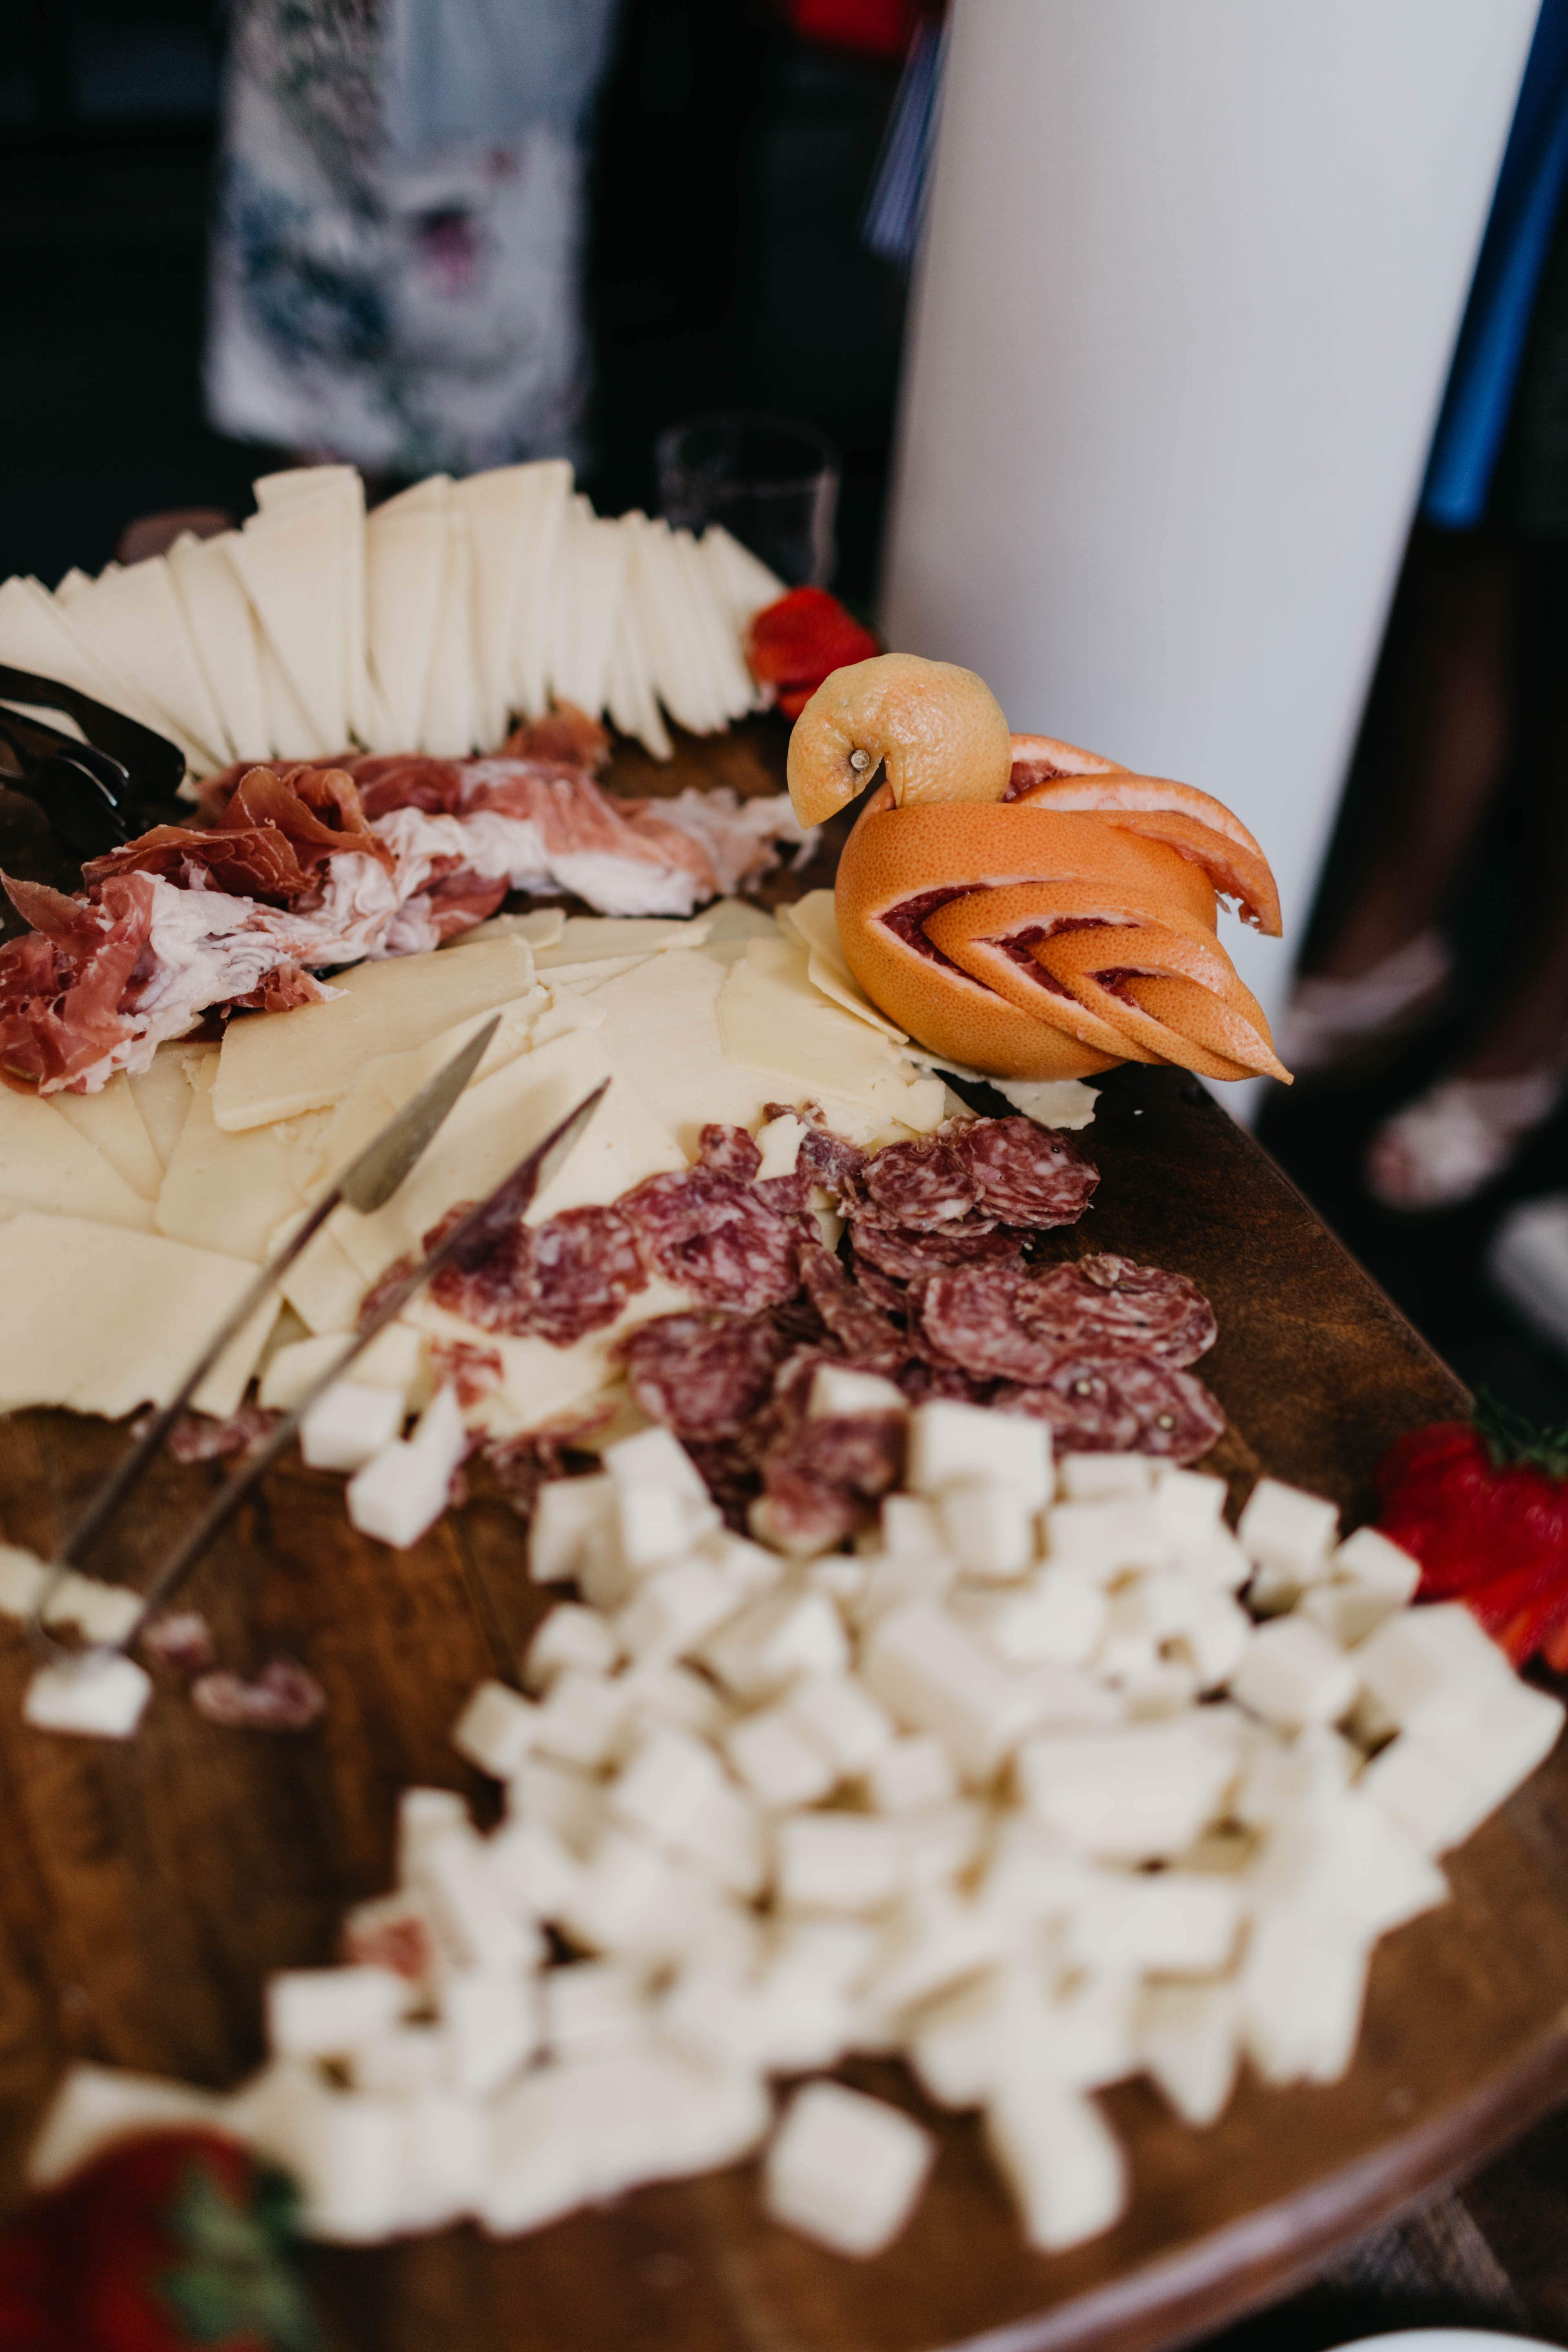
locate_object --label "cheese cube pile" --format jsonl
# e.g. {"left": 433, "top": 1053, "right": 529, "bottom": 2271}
{"left": 33, "top": 1423, "right": 1566, "bottom": 2259}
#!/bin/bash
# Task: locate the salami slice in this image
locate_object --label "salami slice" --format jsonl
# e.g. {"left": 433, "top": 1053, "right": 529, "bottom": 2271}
{"left": 852, "top": 1216, "right": 1027, "bottom": 1285}
{"left": 956, "top": 1116, "right": 1098, "bottom": 1227}
{"left": 767, "top": 1101, "right": 867, "bottom": 1208}
{"left": 1016, "top": 1253, "right": 1217, "bottom": 1366}
{"left": 996, "top": 1352, "right": 1225, "bottom": 1463}
{"left": 761, "top": 1409, "right": 905, "bottom": 1555}
{"left": 863, "top": 1136, "right": 984, "bottom": 1232}
{"left": 919, "top": 1264, "right": 1062, "bottom": 1383}
{"left": 619, "top": 1310, "right": 795, "bottom": 1440}
{"left": 428, "top": 1202, "right": 647, "bottom": 1345}
{"left": 623, "top": 1165, "right": 801, "bottom": 1312}
{"left": 698, "top": 1123, "right": 762, "bottom": 1181}
{"left": 797, "top": 1238, "right": 909, "bottom": 1372}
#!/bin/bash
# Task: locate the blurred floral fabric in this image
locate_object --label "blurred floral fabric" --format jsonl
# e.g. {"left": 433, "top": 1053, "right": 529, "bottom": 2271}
{"left": 205, "top": 0, "right": 618, "bottom": 475}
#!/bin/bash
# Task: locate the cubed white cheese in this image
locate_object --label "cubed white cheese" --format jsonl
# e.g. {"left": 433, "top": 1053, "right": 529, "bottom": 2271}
{"left": 907, "top": 1401, "right": 1050, "bottom": 1510}
{"left": 725, "top": 1705, "right": 837, "bottom": 1809}
{"left": 862, "top": 1601, "right": 1045, "bottom": 1783}
{"left": 300, "top": 1380, "right": 405, "bottom": 1472}
{"left": 1230, "top": 1616, "right": 1357, "bottom": 1730}
{"left": 529, "top": 1475, "right": 615, "bottom": 1586}
{"left": 764, "top": 2080, "right": 933, "bottom": 2257}
{"left": 345, "top": 1384, "right": 466, "bottom": 1549}
{"left": 1353, "top": 1602, "right": 1515, "bottom": 1733}
{"left": 1248, "top": 1792, "right": 1448, "bottom": 1940}
{"left": 452, "top": 1681, "right": 538, "bottom": 1780}
{"left": 1236, "top": 1477, "right": 1338, "bottom": 1586}
{"left": 1151, "top": 1466, "right": 1227, "bottom": 1557}
{"left": 543, "top": 1960, "right": 652, "bottom": 2061}
{"left": 866, "top": 1732, "right": 958, "bottom": 1814}
{"left": 1333, "top": 1524, "right": 1422, "bottom": 1604}
{"left": 1062, "top": 1870, "right": 1243, "bottom": 1975}
{"left": 1016, "top": 1716, "right": 1241, "bottom": 1862}
{"left": 859, "top": 1550, "right": 957, "bottom": 1624}
{"left": 521, "top": 1602, "right": 619, "bottom": 1690}
{"left": 1058, "top": 1452, "right": 1152, "bottom": 1501}
{"left": 532, "top": 1669, "right": 632, "bottom": 1771}
{"left": 809, "top": 1363, "right": 906, "bottom": 1419}
{"left": 953, "top": 1573, "right": 1108, "bottom": 1668}
{"left": 618, "top": 1558, "right": 743, "bottom": 1662}
{"left": 396, "top": 1786, "right": 468, "bottom": 1880}
{"left": 267, "top": 1965, "right": 410, "bottom": 2059}
{"left": 1137, "top": 1978, "right": 1239, "bottom": 2127}
{"left": 485, "top": 1817, "right": 584, "bottom": 1920}
{"left": 774, "top": 1813, "right": 905, "bottom": 1914}
{"left": 878, "top": 1494, "right": 948, "bottom": 1559}
{"left": 23, "top": 1653, "right": 151, "bottom": 1740}
{"left": 1360, "top": 1676, "right": 1565, "bottom": 1853}
{"left": 414, "top": 1823, "right": 541, "bottom": 1973}
{"left": 604, "top": 1424, "right": 710, "bottom": 1507}
{"left": 984, "top": 2079, "right": 1127, "bottom": 2251}
{"left": 612, "top": 1725, "right": 765, "bottom": 1896}
{"left": 937, "top": 1480, "right": 1036, "bottom": 1581}
{"left": 508, "top": 1756, "right": 607, "bottom": 1858}
{"left": 1240, "top": 1914, "right": 1370, "bottom": 2086}
{"left": 349, "top": 2025, "right": 446, "bottom": 2096}
{"left": 703, "top": 1588, "right": 849, "bottom": 1699}
{"left": 783, "top": 1674, "right": 895, "bottom": 1775}
{"left": 442, "top": 1967, "right": 541, "bottom": 2097}
{"left": 27, "top": 2065, "right": 225, "bottom": 2189}
{"left": 1045, "top": 1498, "right": 1165, "bottom": 1579}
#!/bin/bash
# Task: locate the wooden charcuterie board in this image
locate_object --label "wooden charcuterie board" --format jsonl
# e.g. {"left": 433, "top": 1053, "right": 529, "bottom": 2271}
{"left": 0, "top": 726, "right": 1564, "bottom": 2352}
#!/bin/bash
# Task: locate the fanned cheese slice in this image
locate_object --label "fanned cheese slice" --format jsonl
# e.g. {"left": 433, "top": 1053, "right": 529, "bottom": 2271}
{"left": 311, "top": 989, "right": 550, "bottom": 1191}
{"left": 448, "top": 907, "right": 567, "bottom": 954}
{"left": 48, "top": 1076, "right": 164, "bottom": 1201}
{"left": 61, "top": 557, "right": 229, "bottom": 771}
{"left": 628, "top": 513, "right": 718, "bottom": 736}
{"left": 421, "top": 504, "right": 481, "bottom": 757}
{"left": 270, "top": 1209, "right": 367, "bottom": 1336}
{"left": 155, "top": 1061, "right": 321, "bottom": 1262}
{"left": 365, "top": 482, "right": 449, "bottom": 753}
{"left": 0, "top": 575, "right": 146, "bottom": 727}
{"left": 702, "top": 522, "right": 786, "bottom": 633}
{"left": 251, "top": 603, "right": 324, "bottom": 760}
{"left": 0, "top": 1214, "right": 275, "bottom": 1419}
{"left": 0, "top": 1087, "right": 155, "bottom": 1230}
{"left": 547, "top": 500, "right": 629, "bottom": 722}
{"left": 229, "top": 494, "right": 350, "bottom": 750}
{"left": 166, "top": 532, "right": 263, "bottom": 764}
{"left": 605, "top": 545, "right": 672, "bottom": 759}
{"left": 126, "top": 1042, "right": 215, "bottom": 1170}
{"left": 777, "top": 890, "right": 909, "bottom": 1042}
{"left": 673, "top": 527, "right": 755, "bottom": 722}
{"left": 511, "top": 460, "right": 573, "bottom": 720}
{"left": 534, "top": 917, "right": 710, "bottom": 967}
{"left": 453, "top": 465, "right": 540, "bottom": 748}
{"left": 331, "top": 1030, "right": 683, "bottom": 1283}
{"left": 254, "top": 466, "right": 372, "bottom": 744}
{"left": 716, "top": 938, "right": 946, "bottom": 1137}
{"left": 212, "top": 938, "right": 535, "bottom": 1130}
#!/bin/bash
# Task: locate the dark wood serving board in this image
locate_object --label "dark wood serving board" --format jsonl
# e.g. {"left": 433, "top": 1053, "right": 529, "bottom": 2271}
{"left": 0, "top": 726, "right": 1564, "bottom": 2352}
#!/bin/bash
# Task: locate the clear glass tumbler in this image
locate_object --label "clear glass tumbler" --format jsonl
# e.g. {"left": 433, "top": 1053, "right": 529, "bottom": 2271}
{"left": 655, "top": 414, "right": 841, "bottom": 588}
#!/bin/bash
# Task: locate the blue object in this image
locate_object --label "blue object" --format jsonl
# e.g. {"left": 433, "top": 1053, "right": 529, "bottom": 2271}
{"left": 1422, "top": 0, "right": 1568, "bottom": 528}
{"left": 862, "top": 17, "right": 949, "bottom": 266}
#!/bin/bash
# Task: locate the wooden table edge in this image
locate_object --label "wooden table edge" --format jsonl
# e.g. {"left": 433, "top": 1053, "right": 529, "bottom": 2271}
{"left": 942, "top": 2009, "right": 1568, "bottom": 2352}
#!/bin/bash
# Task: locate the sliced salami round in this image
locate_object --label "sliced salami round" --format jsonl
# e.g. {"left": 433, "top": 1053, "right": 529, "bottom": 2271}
{"left": 863, "top": 1136, "right": 983, "bottom": 1232}
{"left": 429, "top": 1203, "right": 646, "bottom": 1345}
{"left": 699, "top": 1123, "right": 762, "bottom": 1181}
{"left": 767, "top": 1104, "right": 867, "bottom": 1209}
{"left": 1016, "top": 1252, "right": 1217, "bottom": 1365}
{"left": 761, "top": 1409, "right": 905, "bottom": 1555}
{"left": 797, "top": 1237, "right": 909, "bottom": 1371}
{"left": 619, "top": 1310, "right": 795, "bottom": 1441}
{"left": 956, "top": 1116, "right": 1099, "bottom": 1227}
{"left": 919, "top": 1264, "right": 1063, "bottom": 1383}
{"left": 852, "top": 1216, "right": 1027, "bottom": 1285}
{"left": 624, "top": 1165, "right": 801, "bottom": 1312}
{"left": 995, "top": 1352, "right": 1225, "bottom": 1462}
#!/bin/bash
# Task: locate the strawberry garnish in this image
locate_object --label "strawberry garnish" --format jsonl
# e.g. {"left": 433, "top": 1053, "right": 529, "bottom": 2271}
{"left": 745, "top": 588, "right": 880, "bottom": 720}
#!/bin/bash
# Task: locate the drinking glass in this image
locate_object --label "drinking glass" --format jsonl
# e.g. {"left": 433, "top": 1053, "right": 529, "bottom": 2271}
{"left": 656, "top": 414, "right": 841, "bottom": 587}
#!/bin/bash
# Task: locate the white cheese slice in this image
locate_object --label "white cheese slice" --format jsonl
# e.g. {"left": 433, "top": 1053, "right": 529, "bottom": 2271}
{"left": 547, "top": 501, "right": 630, "bottom": 723}
{"left": 156, "top": 1060, "right": 321, "bottom": 1262}
{"left": 0, "top": 1213, "right": 275, "bottom": 1418}
{"left": 229, "top": 495, "right": 350, "bottom": 751}
{"left": 166, "top": 530, "right": 262, "bottom": 764}
{"left": 254, "top": 466, "right": 372, "bottom": 746}
{"left": 54, "top": 567, "right": 95, "bottom": 605}
{"left": 629, "top": 514, "right": 717, "bottom": 736}
{"left": 126, "top": 1042, "right": 216, "bottom": 1169}
{"left": 421, "top": 503, "right": 482, "bottom": 757}
{"left": 452, "top": 465, "right": 534, "bottom": 746}
{"left": 212, "top": 938, "right": 535, "bottom": 1130}
{"left": 270, "top": 1209, "right": 367, "bottom": 1335}
{"left": 533, "top": 918, "right": 711, "bottom": 968}
{"left": 778, "top": 891, "right": 909, "bottom": 1042}
{"left": 717, "top": 938, "right": 945, "bottom": 1134}
{"left": 0, "top": 1086, "right": 155, "bottom": 1231}
{"left": 331, "top": 1033, "right": 682, "bottom": 1283}
{"left": 405, "top": 1272, "right": 692, "bottom": 1439}
{"left": 310, "top": 989, "right": 550, "bottom": 1191}
{"left": 0, "top": 575, "right": 157, "bottom": 731}
{"left": 448, "top": 907, "right": 566, "bottom": 954}
{"left": 701, "top": 522, "right": 785, "bottom": 632}
{"left": 996, "top": 1078, "right": 1100, "bottom": 1131}
{"left": 605, "top": 540, "right": 673, "bottom": 760}
{"left": 364, "top": 485, "right": 449, "bottom": 753}
{"left": 47, "top": 1076, "right": 164, "bottom": 1201}
{"left": 253, "top": 620, "right": 324, "bottom": 760}
{"left": 511, "top": 459, "right": 574, "bottom": 721}
{"left": 671, "top": 526, "right": 754, "bottom": 724}
{"left": 60, "top": 557, "right": 228, "bottom": 772}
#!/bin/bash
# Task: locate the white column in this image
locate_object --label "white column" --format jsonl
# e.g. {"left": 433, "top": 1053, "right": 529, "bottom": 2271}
{"left": 881, "top": 0, "right": 1538, "bottom": 1105}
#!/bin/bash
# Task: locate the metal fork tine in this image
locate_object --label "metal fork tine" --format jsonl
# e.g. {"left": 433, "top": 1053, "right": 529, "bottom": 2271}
{"left": 27, "top": 1012, "right": 504, "bottom": 1655}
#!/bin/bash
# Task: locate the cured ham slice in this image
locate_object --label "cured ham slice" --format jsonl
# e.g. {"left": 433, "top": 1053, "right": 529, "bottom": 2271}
{"left": 0, "top": 751, "right": 812, "bottom": 1096}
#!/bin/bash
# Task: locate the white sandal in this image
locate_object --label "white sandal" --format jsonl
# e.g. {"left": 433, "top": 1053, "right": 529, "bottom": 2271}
{"left": 1366, "top": 1068, "right": 1563, "bottom": 1210}
{"left": 1276, "top": 931, "right": 1452, "bottom": 1074}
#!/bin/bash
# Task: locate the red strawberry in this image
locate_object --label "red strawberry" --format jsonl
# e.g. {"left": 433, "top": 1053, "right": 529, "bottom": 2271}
{"left": 745, "top": 588, "right": 880, "bottom": 719}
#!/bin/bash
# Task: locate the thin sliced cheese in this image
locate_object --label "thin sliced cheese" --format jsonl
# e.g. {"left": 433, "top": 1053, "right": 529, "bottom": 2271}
{"left": 452, "top": 465, "right": 539, "bottom": 747}
{"left": 253, "top": 618, "right": 323, "bottom": 760}
{"left": 254, "top": 466, "right": 372, "bottom": 745}
{"left": 447, "top": 907, "right": 567, "bottom": 953}
{"left": 511, "top": 460, "right": 573, "bottom": 721}
{"left": 404, "top": 1272, "right": 693, "bottom": 1439}
{"left": 0, "top": 575, "right": 149, "bottom": 728}
{"left": 673, "top": 526, "right": 755, "bottom": 722}
{"left": 364, "top": 486, "right": 449, "bottom": 753}
{"left": 310, "top": 989, "right": 550, "bottom": 1190}
{"left": 126, "top": 1042, "right": 216, "bottom": 1170}
{"left": 61, "top": 557, "right": 228, "bottom": 771}
{"left": 421, "top": 504, "right": 481, "bottom": 756}
{"left": 331, "top": 1031, "right": 682, "bottom": 1283}
{"left": 229, "top": 494, "right": 350, "bottom": 750}
{"left": 0, "top": 1214, "right": 275, "bottom": 1419}
{"left": 606, "top": 535, "right": 673, "bottom": 760}
{"left": 212, "top": 938, "right": 535, "bottom": 1130}
{"left": 628, "top": 513, "right": 715, "bottom": 736}
{"left": 533, "top": 917, "right": 710, "bottom": 968}
{"left": 166, "top": 531, "right": 262, "bottom": 763}
{"left": 47, "top": 1076, "right": 164, "bottom": 1201}
{"left": 270, "top": 1209, "right": 367, "bottom": 1335}
{"left": 716, "top": 938, "right": 946, "bottom": 1137}
{"left": 155, "top": 1061, "right": 321, "bottom": 1262}
{"left": 0, "top": 1086, "right": 154, "bottom": 1231}
{"left": 701, "top": 522, "right": 786, "bottom": 631}
{"left": 777, "top": 890, "right": 909, "bottom": 1042}
{"left": 547, "top": 500, "right": 630, "bottom": 722}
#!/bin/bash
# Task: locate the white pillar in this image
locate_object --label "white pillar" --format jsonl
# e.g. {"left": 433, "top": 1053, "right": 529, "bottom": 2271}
{"left": 881, "top": 0, "right": 1538, "bottom": 1105}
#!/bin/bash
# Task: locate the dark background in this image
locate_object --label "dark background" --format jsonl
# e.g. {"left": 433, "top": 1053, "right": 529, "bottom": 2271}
{"left": 7, "top": 0, "right": 1568, "bottom": 1426}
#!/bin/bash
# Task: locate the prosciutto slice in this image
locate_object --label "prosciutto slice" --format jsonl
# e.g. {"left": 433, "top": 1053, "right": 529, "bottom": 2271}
{"left": 0, "top": 748, "right": 812, "bottom": 1095}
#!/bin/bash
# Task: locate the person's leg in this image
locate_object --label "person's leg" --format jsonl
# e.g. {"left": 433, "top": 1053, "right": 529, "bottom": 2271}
{"left": 1312, "top": 524, "right": 1517, "bottom": 980}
